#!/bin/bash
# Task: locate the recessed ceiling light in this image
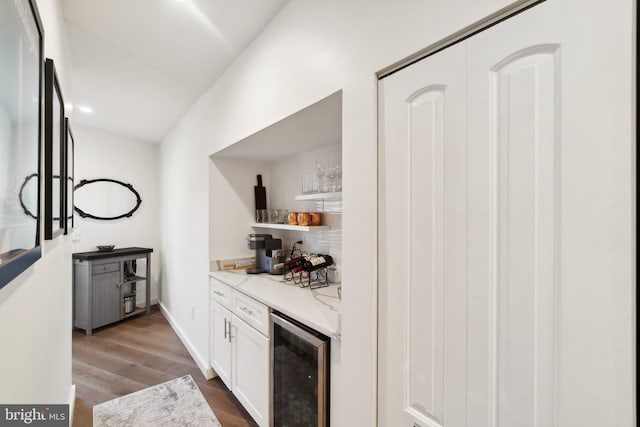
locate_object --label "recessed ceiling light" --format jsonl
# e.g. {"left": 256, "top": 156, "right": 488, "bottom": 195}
{"left": 78, "top": 105, "right": 93, "bottom": 114}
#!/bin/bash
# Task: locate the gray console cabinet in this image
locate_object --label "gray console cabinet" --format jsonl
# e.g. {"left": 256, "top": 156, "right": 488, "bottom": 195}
{"left": 73, "top": 247, "right": 153, "bottom": 335}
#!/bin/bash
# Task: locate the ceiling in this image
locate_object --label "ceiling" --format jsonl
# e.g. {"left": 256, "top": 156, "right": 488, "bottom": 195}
{"left": 61, "top": 0, "right": 289, "bottom": 143}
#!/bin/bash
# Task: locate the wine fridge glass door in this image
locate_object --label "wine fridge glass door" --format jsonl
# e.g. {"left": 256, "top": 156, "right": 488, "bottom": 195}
{"left": 271, "top": 312, "right": 329, "bottom": 427}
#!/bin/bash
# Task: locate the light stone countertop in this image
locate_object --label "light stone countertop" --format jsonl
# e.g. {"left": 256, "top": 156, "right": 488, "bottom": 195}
{"left": 209, "top": 269, "right": 341, "bottom": 339}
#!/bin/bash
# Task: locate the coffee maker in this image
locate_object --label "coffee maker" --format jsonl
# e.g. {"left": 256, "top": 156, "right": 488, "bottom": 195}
{"left": 246, "top": 234, "right": 284, "bottom": 274}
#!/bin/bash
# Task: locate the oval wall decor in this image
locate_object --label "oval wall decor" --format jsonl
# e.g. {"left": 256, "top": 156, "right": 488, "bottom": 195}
{"left": 19, "top": 173, "right": 39, "bottom": 219}
{"left": 73, "top": 178, "right": 142, "bottom": 221}
{"left": 20, "top": 175, "right": 76, "bottom": 220}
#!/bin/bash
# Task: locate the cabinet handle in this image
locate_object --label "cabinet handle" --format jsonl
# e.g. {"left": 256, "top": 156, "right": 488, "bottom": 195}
{"left": 240, "top": 306, "right": 253, "bottom": 316}
{"left": 223, "top": 318, "right": 228, "bottom": 339}
{"left": 213, "top": 290, "right": 225, "bottom": 297}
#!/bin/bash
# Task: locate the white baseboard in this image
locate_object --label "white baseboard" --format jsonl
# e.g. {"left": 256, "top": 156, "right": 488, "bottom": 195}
{"left": 158, "top": 302, "right": 214, "bottom": 380}
{"left": 68, "top": 384, "right": 76, "bottom": 427}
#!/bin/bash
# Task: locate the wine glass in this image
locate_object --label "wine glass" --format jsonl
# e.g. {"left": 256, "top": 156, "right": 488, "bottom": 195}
{"left": 315, "top": 159, "right": 325, "bottom": 193}
{"left": 326, "top": 165, "right": 336, "bottom": 192}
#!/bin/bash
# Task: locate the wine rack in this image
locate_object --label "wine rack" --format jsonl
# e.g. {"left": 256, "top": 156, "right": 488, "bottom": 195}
{"left": 282, "top": 254, "right": 333, "bottom": 289}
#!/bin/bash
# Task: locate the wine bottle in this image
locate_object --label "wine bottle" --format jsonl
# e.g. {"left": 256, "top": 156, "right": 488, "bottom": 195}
{"left": 278, "top": 256, "right": 306, "bottom": 272}
{"left": 284, "top": 256, "right": 305, "bottom": 267}
{"left": 302, "top": 255, "right": 334, "bottom": 272}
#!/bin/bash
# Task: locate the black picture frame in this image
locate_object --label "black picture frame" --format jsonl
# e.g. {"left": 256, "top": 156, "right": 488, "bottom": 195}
{"left": 44, "top": 58, "right": 65, "bottom": 240}
{"left": 0, "top": 0, "right": 44, "bottom": 289}
{"left": 64, "top": 118, "right": 74, "bottom": 233}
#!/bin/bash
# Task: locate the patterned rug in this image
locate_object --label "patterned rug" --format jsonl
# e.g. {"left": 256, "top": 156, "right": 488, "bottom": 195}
{"left": 93, "top": 375, "right": 221, "bottom": 427}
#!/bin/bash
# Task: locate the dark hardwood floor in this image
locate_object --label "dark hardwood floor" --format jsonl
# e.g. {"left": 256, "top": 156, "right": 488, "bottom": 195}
{"left": 72, "top": 305, "right": 257, "bottom": 427}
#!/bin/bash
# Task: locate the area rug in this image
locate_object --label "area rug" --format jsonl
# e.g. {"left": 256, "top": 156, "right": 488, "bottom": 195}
{"left": 93, "top": 375, "right": 221, "bottom": 427}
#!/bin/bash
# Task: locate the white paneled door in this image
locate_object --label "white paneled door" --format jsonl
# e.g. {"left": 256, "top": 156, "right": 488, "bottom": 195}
{"left": 379, "top": 40, "right": 468, "bottom": 427}
{"left": 378, "top": 1, "right": 635, "bottom": 426}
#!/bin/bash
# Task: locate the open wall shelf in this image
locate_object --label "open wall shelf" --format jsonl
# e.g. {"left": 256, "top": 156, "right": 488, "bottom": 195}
{"left": 249, "top": 223, "right": 331, "bottom": 232}
{"left": 294, "top": 191, "right": 342, "bottom": 201}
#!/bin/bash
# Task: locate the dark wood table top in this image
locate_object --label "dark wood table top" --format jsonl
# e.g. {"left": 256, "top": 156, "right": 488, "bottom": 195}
{"left": 72, "top": 247, "right": 153, "bottom": 261}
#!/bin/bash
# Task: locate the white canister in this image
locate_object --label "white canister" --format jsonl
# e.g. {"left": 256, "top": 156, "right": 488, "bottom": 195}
{"left": 124, "top": 296, "right": 134, "bottom": 314}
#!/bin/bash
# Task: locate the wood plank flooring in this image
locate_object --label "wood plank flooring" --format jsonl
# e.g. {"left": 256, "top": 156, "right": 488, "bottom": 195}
{"left": 72, "top": 306, "right": 257, "bottom": 427}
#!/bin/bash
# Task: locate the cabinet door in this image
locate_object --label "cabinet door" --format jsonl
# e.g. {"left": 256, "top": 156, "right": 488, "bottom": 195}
{"left": 232, "top": 314, "right": 270, "bottom": 427}
{"left": 91, "top": 271, "right": 121, "bottom": 329}
{"left": 211, "top": 301, "right": 233, "bottom": 389}
{"left": 378, "top": 0, "right": 634, "bottom": 426}
{"left": 378, "top": 40, "right": 468, "bottom": 427}
{"left": 465, "top": 1, "right": 634, "bottom": 425}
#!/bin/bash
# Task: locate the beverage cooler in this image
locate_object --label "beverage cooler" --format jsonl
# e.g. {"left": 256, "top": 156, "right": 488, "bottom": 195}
{"left": 271, "top": 311, "right": 330, "bottom": 427}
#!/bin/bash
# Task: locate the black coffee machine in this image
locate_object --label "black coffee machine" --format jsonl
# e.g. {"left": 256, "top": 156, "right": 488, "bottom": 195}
{"left": 246, "top": 234, "right": 284, "bottom": 274}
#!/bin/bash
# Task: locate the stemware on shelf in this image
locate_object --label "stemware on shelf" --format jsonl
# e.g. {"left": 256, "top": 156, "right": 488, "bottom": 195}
{"left": 315, "top": 159, "right": 325, "bottom": 193}
{"left": 326, "top": 165, "right": 336, "bottom": 193}
{"left": 334, "top": 163, "right": 342, "bottom": 191}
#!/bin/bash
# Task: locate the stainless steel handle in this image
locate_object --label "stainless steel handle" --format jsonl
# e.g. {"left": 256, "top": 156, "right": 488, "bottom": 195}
{"left": 213, "top": 290, "right": 224, "bottom": 297}
{"left": 240, "top": 306, "right": 253, "bottom": 316}
{"left": 271, "top": 312, "right": 327, "bottom": 348}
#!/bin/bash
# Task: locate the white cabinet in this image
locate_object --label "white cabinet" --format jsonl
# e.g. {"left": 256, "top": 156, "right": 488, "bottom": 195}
{"left": 232, "top": 313, "right": 270, "bottom": 426}
{"left": 233, "top": 290, "right": 270, "bottom": 336}
{"left": 210, "top": 277, "right": 271, "bottom": 427}
{"left": 210, "top": 300, "right": 232, "bottom": 389}
{"left": 211, "top": 278, "right": 233, "bottom": 308}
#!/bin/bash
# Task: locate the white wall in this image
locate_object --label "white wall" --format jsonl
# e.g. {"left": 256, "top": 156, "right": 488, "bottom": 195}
{"left": 0, "top": 104, "right": 13, "bottom": 253}
{"left": 160, "top": 106, "right": 211, "bottom": 369}
{"left": 0, "top": 0, "right": 74, "bottom": 407}
{"left": 71, "top": 125, "right": 161, "bottom": 303}
{"left": 160, "top": 0, "right": 522, "bottom": 424}
{"left": 209, "top": 157, "right": 269, "bottom": 260}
